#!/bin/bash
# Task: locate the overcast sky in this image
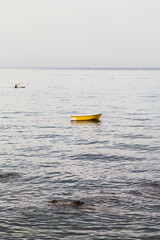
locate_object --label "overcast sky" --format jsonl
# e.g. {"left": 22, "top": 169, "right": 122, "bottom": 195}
{"left": 0, "top": 0, "right": 160, "bottom": 68}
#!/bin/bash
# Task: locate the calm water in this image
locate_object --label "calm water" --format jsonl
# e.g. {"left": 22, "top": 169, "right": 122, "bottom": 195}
{"left": 0, "top": 68, "right": 160, "bottom": 239}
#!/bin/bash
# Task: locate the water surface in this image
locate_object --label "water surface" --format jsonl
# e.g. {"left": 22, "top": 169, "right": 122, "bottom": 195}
{"left": 0, "top": 68, "right": 160, "bottom": 239}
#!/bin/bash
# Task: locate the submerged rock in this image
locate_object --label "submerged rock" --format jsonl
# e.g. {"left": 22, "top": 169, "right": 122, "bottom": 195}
{"left": 49, "top": 200, "right": 91, "bottom": 210}
{"left": 72, "top": 200, "right": 84, "bottom": 205}
{"left": 50, "top": 200, "right": 84, "bottom": 206}
{"left": 0, "top": 172, "right": 20, "bottom": 180}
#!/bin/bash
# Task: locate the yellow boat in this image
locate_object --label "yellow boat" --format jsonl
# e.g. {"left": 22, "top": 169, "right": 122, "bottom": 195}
{"left": 70, "top": 113, "right": 102, "bottom": 121}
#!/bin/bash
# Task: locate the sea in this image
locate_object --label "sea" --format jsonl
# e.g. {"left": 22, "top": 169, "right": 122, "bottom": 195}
{"left": 0, "top": 68, "right": 160, "bottom": 240}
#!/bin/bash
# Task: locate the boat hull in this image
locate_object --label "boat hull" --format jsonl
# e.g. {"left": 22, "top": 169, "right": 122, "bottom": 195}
{"left": 70, "top": 113, "right": 102, "bottom": 121}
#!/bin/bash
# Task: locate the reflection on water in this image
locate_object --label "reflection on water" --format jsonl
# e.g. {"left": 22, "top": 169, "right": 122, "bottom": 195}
{"left": 70, "top": 119, "right": 101, "bottom": 125}
{"left": 0, "top": 68, "right": 160, "bottom": 239}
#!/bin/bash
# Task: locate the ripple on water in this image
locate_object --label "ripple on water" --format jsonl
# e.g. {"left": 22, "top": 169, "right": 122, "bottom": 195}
{"left": 1, "top": 68, "right": 160, "bottom": 239}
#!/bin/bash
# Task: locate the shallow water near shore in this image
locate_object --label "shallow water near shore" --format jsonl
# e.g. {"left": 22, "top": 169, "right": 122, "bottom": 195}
{"left": 0, "top": 68, "right": 160, "bottom": 239}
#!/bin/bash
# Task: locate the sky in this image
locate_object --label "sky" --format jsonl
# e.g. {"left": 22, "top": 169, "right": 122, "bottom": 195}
{"left": 0, "top": 0, "right": 160, "bottom": 68}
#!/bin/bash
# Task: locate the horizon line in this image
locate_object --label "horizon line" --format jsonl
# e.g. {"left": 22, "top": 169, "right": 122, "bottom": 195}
{"left": 0, "top": 67, "right": 160, "bottom": 70}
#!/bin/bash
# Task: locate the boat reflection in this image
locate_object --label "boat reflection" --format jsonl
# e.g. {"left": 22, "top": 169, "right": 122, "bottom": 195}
{"left": 70, "top": 119, "right": 101, "bottom": 125}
